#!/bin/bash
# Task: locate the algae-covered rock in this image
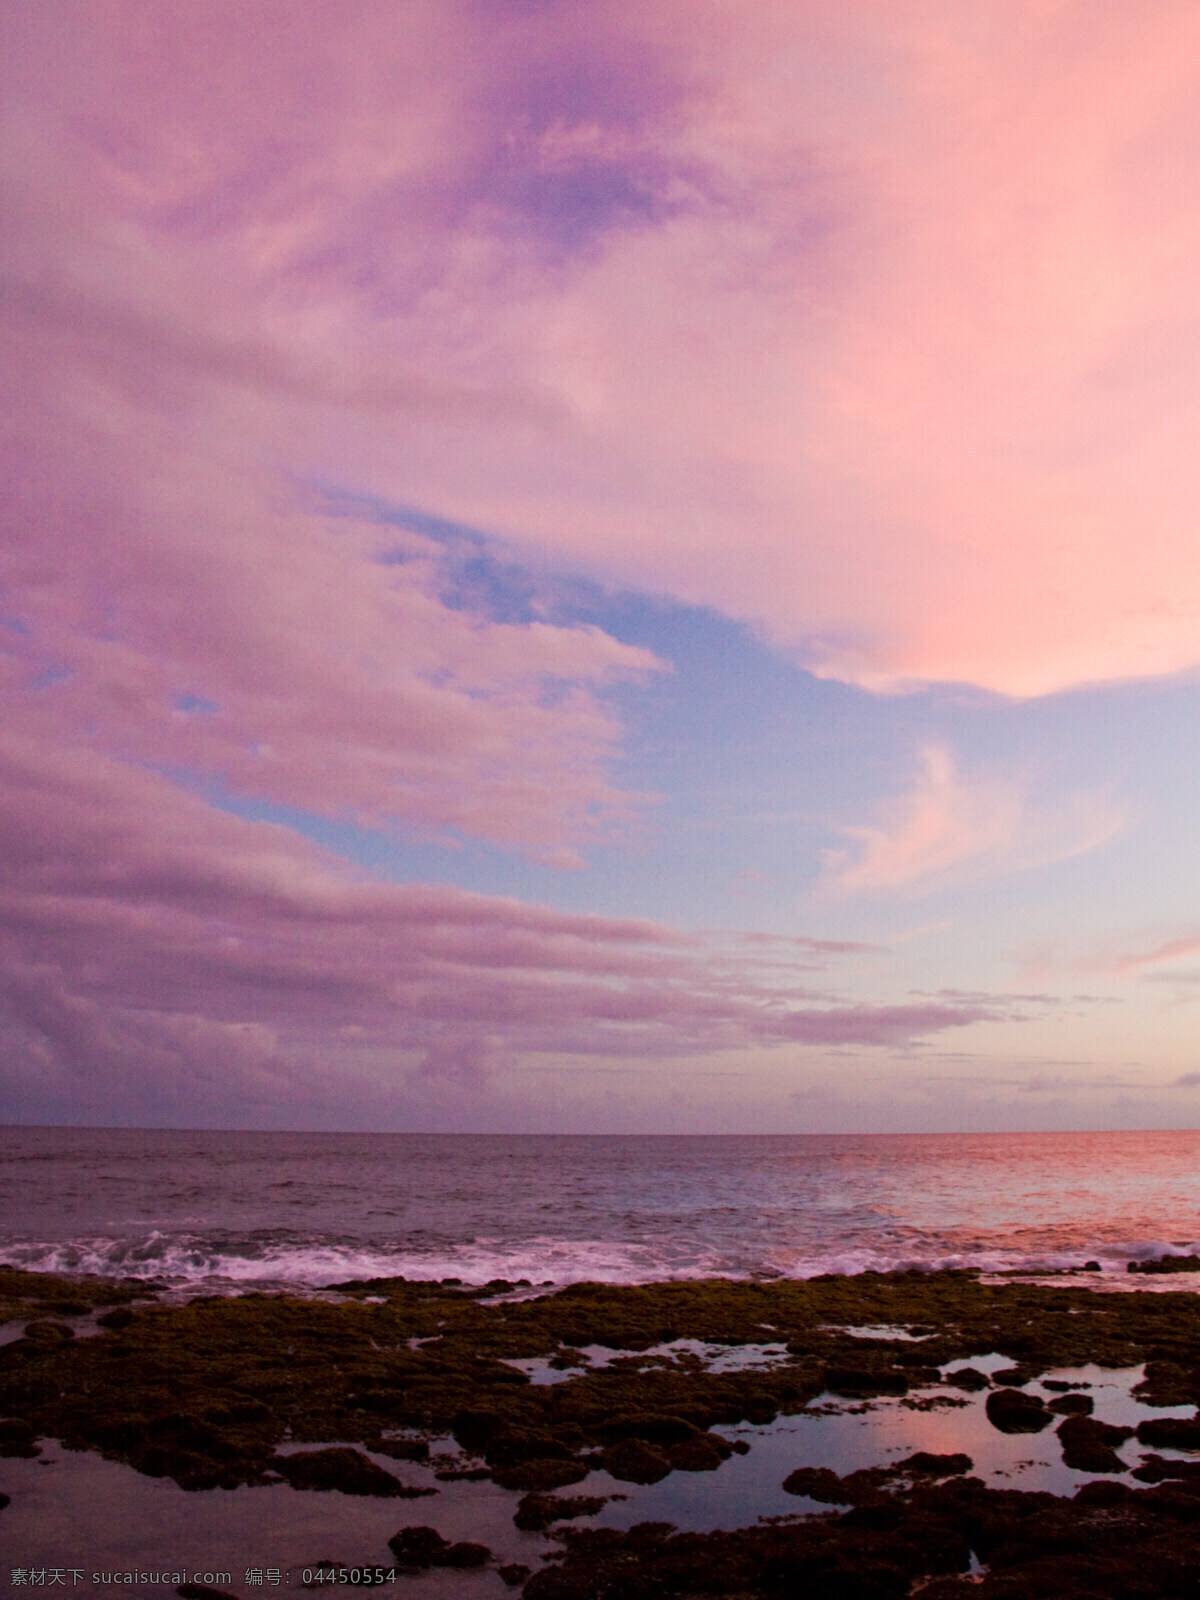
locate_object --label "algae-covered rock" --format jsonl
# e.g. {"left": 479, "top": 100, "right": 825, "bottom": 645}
{"left": 491, "top": 1456, "right": 589, "bottom": 1491}
{"left": 1137, "top": 1415, "right": 1200, "bottom": 1450}
{"left": 274, "top": 1447, "right": 415, "bottom": 1496}
{"left": 1056, "top": 1413, "right": 1132, "bottom": 1473}
{"left": 985, "top": 1387, "right": 1052, "bottom": 1434}
{"left": 386, "top": 1526, "right": 489, "bottom": 1569}
{"left": 1047, "top": 1392, "right": 1093, "bottom": 1415}
{"left": 601, "top": 1436, "right": 672, "bottom": 1483}
{"left": 0, "top": 1418, "right": 39, "bottom": 1458}
{"left": 514, "top": 1491, "right": 608, "bottom": 1530}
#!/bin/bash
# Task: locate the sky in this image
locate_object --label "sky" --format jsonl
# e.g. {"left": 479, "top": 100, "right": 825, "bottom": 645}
{"left": 6, "top": 1, "right": 1200, "bottom": 1132}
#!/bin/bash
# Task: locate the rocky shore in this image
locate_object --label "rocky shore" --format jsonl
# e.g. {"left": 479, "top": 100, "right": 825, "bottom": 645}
{"left": 4, "top": 1263, "right": 1200, "bottom": 1595}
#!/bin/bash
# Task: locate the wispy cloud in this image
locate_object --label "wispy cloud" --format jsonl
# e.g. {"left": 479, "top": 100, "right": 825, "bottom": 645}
{"left": 818, "top": 747, "right": 1121, "bottom": 895}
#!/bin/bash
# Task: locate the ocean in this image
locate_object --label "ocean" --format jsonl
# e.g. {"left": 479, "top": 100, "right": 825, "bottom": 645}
{"left": 3, "top": 1125, "right": 1199, "bottom": 1290}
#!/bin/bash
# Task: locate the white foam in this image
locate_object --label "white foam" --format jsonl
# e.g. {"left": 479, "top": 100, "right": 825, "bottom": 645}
{"left": 2, "top": 1231, "right": 1198, "bottom": 1293}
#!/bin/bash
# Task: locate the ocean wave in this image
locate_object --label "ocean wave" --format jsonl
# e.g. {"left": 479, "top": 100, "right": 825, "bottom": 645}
{"left": 3, "top": 1230, "right": 1198, "bottom": 1292}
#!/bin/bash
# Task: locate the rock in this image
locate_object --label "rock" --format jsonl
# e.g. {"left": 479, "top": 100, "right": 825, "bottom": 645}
{"left": 1137, "top": 1416, "right": 1200, "bottom": 1450}
{"left": 491, "top": 1457, "right": 589, "bottom": 1491}
{"left": 386, "top": 1526, "right": 489, "bottom": 1569}
{"left": 1048, "top": 1393, "right": 1094, "bottom": 1415}
{"left": 96, "top": 1308, "right": 134, "bottom": 1330}
{"left": 601, "top": 1437, "right": 672, "bottom": 1484}
{"left": 1131, "top": 1253, "right": 1200, "bottom": 1273}
{"left": 943, "top": 1367, "right": 989, "bottom": 1391}
{"left": 1132, "top": 1453, "right": 1200, "bottom": 1484}
{"left": 1057, "top": 1414, "right": 1133, "bottom": 1473}
{"left": 387, "top": 1527, "right": 448, "bottom": 1568}
{"left": 782, "top": 1466, "right": 854, "bottom": 1503}
{"left": 985, "top": 1387, "right": 1052, "bottom": 1434}
{"left": 893, "top": 1451, "right": 973, "bottom": 1477}
{"left": 273, "top": 1448, "right": 408, "bottom": 1496}
{"left": 514, "top": 1492, "right": 608, "bottom": 1531}
{"left": 824, "top": 1366, "right": 909, "bottom": 1397}
{"left": 372, "top": 1437, "right": 429, "bottom": 1462}
{"left": 666, "top": 1432, "right": 730, "bottom": 1472}
{"left": 593, "top": 1412, "right": 699, "bottom": 1445}
{"left": 21, "top": 1321, "right": 74, "bottom": 1344}
{"left": 498, "top": 1565, "right": 532, "bottom": 1588}
{"left": 0, "top": 1418, "right": 39, "bottom": 1458}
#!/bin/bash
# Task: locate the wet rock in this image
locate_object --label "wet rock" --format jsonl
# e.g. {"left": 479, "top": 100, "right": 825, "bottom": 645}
{"left": 1137, "top": 1415, "right": 1200, "bottom": 1450}
{"left": 1047, "top": 1392, "right": 1093, "bottom": 1415}
{"left": 782, "top": 1466, "right": 855, "bottom": 1503}
{"left": 600, "top": 1436, "right": 672, "bottom": 1484}
{"left": 20, "top": 1320, "right": 74, "bottom": 1345}
{"left": 1132, "top": 1453, "right": 1200, "bottom": 1484}
{"left": 666, "top": 1431, "right": 730, "bottom": 1471}
{"left": 825, "top": 1366, "right": 909, "bottom": 1397}
{"left": 96, "top": 1308, "right": 134, "bottom": 1330}
{"left": 372, "top": 1436, "right": 429, "bottom": 1462}
{"left": 592, "top": 1412, "right": 699, "bottom": 1445}
{"left": 514, "top": 1491, "right": 608, "bottom": 1531}
{"left": 985, "top": 1387, "right": 1052, "bottom": 1434}
{"left": 273, "top": 1447, "right": 410, "bottom": 1496}
{"left": 894, "top": 1451, "right": 973, "bottom": 1477}
{"left": 386, "top": 1526, "right": 489, "bottom": 1569}
{"left": 1056, "top": 1413, "right": 1133, "bottom": 1473}
{"left": 0, "top": 1418, "right": 39, "bottom": 1458}
{"left": 1129, "top": 1253, "right": 1200, "bottom": 1273}
{"left": 492, "top": 1456, "right": 589, "bottom": 1491}
{"left": 943, "top": 1366, "right": 989, "bottom": 1391}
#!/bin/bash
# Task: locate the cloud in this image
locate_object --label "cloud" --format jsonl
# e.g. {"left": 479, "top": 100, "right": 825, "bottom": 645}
{"left": 6, "top": 2, "right": 1200, "bottom": 717}
{"left": 0, "top": 736, "right": 997, "bottom": 1119}
{"left": 818, "top": 747, "right": 1120, "bottom": 895}
{"left": 1113, "top": 935, "right": 1200, "bottom": 979}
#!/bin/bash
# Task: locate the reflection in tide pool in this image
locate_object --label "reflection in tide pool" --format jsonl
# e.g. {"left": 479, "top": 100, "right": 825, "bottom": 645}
{"left": 585, "top": 1356, "right": 1198, "bottom": 1534}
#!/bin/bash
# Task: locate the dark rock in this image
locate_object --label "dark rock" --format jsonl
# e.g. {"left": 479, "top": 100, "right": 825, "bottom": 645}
{"left": 1132, "top": 1453, "right": 1200, "bottom": 1484}
{"left": 1047, "top": 1392, "right": 1093, "bottom": 1415}
{"left": 492, "top": 1457, "right": 589, "bottom": 1491}
{"left": 498, "top": 1565, "right": 532, "bottom": 1587}
{"left": 601, "top": 1437, "right": 672, "bottom": 1484}
{"left": 0, "top": 1418, "right": 39, "bottom": 1458}
{"left": 514, "top": 1492, "right": 608, "bottom": 1531}
{"left": 273, "top": 1447, "right": 409, "bottom": 1496}
{"left": 372, "top": 1437, "right": 429, "bottom": 1462}
{"left": 1057, "top": 1413, "right": 1133, "bottom": 1473}
{"left": 1130, "top": 1253, "right": 1200, "bottom": 1274}
{"left": 825, "top": 1366, "right": 909, "bottom": 1397}
{"left": 592, "top": 1412, "right": 699, "bottom": 1445}
{"left": 386, "top": 1525, "right": 489, "bottom": 1569}
{"left": 943, "top": 1367, "right": 989, "bottom": 1391}
{"left": 782, "top": 1466, "right": 855, "bottom": 1503}
{"left": 985, "top": 1388, "right": 1052, "bottom": 1434}
{"left": 387, "top": 1527, "right": 449, "bottom": 1568}
{"left": 96, "top": 1308, "right": 134, "bottom": 1330}
{"left": 1137, "top": 1415, "right": 1200, "bottom": 1449}
{"left": 666, "top": 1432, "right": 730, "bottom": 1472}
{"left": 1083, "top": 1261, "right": 1102, "bottom": 1271}
{"left": 21, "top": 1321, "right": 74, "bottom": 1344}
{"left": 894, "top": 1451, "right": 973, "bottom": 1477}
{"left": 0, "top": 1492, "right": 8, "bottom": 1510}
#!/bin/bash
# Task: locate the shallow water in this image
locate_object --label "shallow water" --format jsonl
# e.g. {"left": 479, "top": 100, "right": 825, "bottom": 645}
{"left": 4, "top": 1351, "right": 1199, "bottom": 1583}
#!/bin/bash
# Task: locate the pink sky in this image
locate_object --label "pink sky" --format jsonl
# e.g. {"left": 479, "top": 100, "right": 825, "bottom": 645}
{"left": 6, "top": 3, "right": 1200, "bottom": 1128}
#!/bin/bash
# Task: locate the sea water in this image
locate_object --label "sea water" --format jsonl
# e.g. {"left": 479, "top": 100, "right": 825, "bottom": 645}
{"left": 2, "top": 1126, "right": 1200, "bottom": 1290}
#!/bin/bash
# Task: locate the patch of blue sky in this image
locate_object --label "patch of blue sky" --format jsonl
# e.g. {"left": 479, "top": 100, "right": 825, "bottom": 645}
{"left": 259, "top": 488, "right": 1200, "bottom": 951}
{"left": 174, "top": 692, "right": 220, "bottom": 715}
